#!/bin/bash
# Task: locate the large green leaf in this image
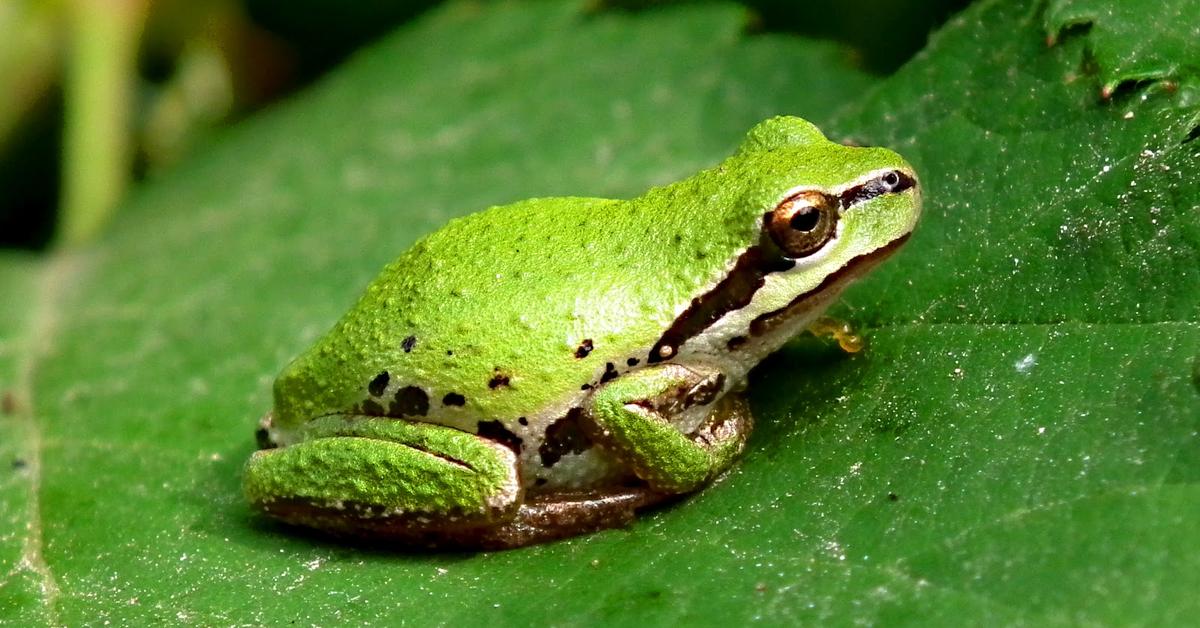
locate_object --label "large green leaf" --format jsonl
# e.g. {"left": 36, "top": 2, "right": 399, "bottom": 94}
{"left": 0, "top": 254, "right": 51, "bottom": 625}
{"left": 1044, "top": 0, "right": 1200, "bottom": 97}
{"left": 2, "top": 0, "right": 1197, "bottom": 624}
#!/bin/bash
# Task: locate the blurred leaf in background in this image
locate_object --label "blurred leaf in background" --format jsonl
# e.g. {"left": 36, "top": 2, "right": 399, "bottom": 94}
{"left": 0, "top": 0, "right": 62, "bottom": 249}
{"left": 0, "top": 0, "right": 964, "bottom": 250}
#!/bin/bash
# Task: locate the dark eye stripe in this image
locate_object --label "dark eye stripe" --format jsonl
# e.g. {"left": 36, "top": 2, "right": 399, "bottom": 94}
{"left": 645, "top": 170, "right": 914, "bottom": 365}
{"left": 837, "top": 170, "right": 916, "bottom": 209}
{"left": 647, "top": 245, "right": 794, "bottom": 364}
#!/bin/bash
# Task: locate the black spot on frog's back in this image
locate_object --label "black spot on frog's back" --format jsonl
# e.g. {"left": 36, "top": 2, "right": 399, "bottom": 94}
{"left": 600, "top": 362, "right": 619, "bottom": 383}
{"left": 477, "top": 420, "right": 523, "bottom": 454}
{"left": 488, "top": 370, "right": 512, "bottom": 389}
{"left": 390, "top": 386, "right": 429, "bottom": 417}
{"left": 538, "top": 408, "right": 592, "bottom": 467}
{"left": 442, "top": 392, "right": 466, "bottom": 407}
{"left": 368, "top": 371, "right": 390, "bottom": 397}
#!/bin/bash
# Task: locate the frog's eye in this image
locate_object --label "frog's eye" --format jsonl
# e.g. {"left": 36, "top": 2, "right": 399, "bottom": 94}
{"left": 766, "top": 190, "right": 838, "bottom": 258}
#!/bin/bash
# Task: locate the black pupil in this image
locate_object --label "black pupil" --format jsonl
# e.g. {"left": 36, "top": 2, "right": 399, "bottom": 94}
{"left": 883, "top": 171, "right": 900, "bottom": 188}
{"left": 790, "top": 206, "right": 821, "bottom": 231}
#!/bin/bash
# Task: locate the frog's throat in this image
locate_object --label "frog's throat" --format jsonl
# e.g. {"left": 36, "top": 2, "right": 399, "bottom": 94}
{"left": 648, "top": 232, "right": 910, "bottom": 363}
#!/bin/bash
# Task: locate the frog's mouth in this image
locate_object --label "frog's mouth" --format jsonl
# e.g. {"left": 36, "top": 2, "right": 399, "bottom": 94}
{"left": 648, "top": 231, "right": 911, "bottom": 363}
{"left": 747, "top": 232, "right": 912, "bottom": 338}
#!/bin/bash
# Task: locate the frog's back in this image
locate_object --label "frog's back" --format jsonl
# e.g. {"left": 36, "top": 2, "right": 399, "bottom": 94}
{"left": 275, "top": 187, "right": 757, "bottom": 431}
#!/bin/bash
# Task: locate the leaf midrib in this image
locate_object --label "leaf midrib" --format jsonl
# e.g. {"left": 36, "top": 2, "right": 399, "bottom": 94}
{"left": 4, "top": 252, "right": 85, "bottom": 622}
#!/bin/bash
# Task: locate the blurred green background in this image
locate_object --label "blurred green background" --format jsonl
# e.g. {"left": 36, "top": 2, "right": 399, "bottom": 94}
{"left": 0, "top": 0, "right": 966, "bottom": 250}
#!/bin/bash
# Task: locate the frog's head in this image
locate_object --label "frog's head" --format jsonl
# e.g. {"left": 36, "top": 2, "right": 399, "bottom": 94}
{"left": 655, "top": 116, "right": 922, "bottom": 362}
{"left": 734, "top": 116, "right": 921, "bottom": 262}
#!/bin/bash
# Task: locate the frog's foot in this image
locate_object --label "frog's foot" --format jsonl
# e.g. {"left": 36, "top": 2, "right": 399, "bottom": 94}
{"left": 415, "top": 485, "right": 672, "bottom": 549}
{"left": 243, "top": 415, "right": 522, "bottom": 542}
{"left": 585, "top": 364, "right": 753, "bottom": 494}
{"left": 245, "top": 416, "right": 672, "bottom": 549}
{"left": 808, "top": 316, "right": 865, "bottom": 353}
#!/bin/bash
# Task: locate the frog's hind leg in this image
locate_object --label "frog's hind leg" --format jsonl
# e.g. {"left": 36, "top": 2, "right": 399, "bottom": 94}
{"left": 245, "top": 415, "right": 668, "bottom": 549}
{"left": 244, "top": 415, "right": 523, "bottom": 544}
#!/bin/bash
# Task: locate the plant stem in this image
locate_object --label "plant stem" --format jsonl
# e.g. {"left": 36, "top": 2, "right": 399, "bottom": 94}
{"left": 0, "top": 1, "right": 62, "bottom": 150}
{"left": 57, "top": 0, "right": 148, "bottom": 248}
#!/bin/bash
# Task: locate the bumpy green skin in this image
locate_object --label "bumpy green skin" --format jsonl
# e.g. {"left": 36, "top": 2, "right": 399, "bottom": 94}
{"left": 270, "top": 118, "right": 914, "bottom": 427}
{"left": 244, "top": 116, "right": 921, "bottom": 541}
{"left": 244, "top": 416, "right": 518, "bottom": 521}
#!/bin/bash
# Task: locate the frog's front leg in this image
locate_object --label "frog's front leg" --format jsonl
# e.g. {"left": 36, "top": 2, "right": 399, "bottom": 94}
{"left": 243, "top": 415, "right": 521, "bottom": 541}
{"left": 586, "top": 364, "right": 752, "bottom": 493}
